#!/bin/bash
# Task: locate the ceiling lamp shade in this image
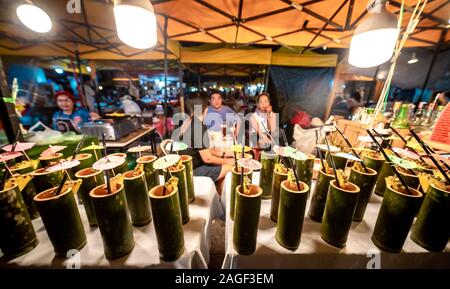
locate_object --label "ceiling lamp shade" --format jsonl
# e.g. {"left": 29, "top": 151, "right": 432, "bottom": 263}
{"left": 408, "top": 52, "right": 418, "bottom": 64}
{"left": 16, "top": 3, "right": 52, "bottom": 33}
{"left": 349, "top": 0, "right": 399, "bottom": 68}
{"left": 113, "top": 0, "right": 157, "bottom": 49}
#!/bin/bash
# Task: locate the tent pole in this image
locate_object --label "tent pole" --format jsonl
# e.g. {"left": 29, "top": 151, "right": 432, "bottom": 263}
{"left": 163, "top": 15, "right": 169, "bottom": 138}
{"left": 0, "top": 56, "right": 22, "bottom": 143}
{"left": 75, "top": 50, "right": 87, "bottom": 108}
{"left": 197, "top": 67, "right": 201, "bottom": 90}
{"left": 264, "top": 65, "right": 270, "bottom": 93}
{"left": 178, "top": 59, "right": 185, "bottom": 114}
{"left": 417, "top": 30, "right": 446, "bottom": 104}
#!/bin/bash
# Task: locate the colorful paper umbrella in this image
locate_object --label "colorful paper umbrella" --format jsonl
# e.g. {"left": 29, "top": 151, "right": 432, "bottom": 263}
{"left": 357, "top": 135, "right": 373, "bottom": 143}
{"left": 2, "top": 142, "right": 35, "bottom": 152}
{"left": 229, "top": 145, "right": 252, "bottom": 153}
{"left": 352, "top": 147, "right": 375, "bottom": 152}
{"left": 93, "top": 156, "right": 125, "bottom": 171}
{"left": 164, "top": 141, "right": 188, "bottom": 152}
{"left": 334, "top": 152, "right": 361, "bottom": 162}
{"left": 0, "top": 151, "right": 23, "bottom": 162}
{"left": 290, "top": 151, "right": 308, "bottom": 161}
{"left": 127, "top": 145, "right": 152, "bottom": 153}
{"left": 153, "top": 154, "right": 181, "bottom": 170}
{"left": 81, "top": 144, "right": 104, "bottom": 151}
{"left": 388, "top": 155, "right": 418, "bottom": 170}
{"left": 46, "top": 159, "right": 80, "bottom": 173}
{"left": 237, "top": 158, "right": 262, "bottom": 171}
{"left": 316, "top": 144, "right": 340, "bottom": 153}
{"left": 273, "top": 145, "right": 297, "bottom": 157}
{"left": 40, "top": 145, "right": 67, "bottom": 157}
{"left": 392, "top": 147, "right": 421, "bottom": 160}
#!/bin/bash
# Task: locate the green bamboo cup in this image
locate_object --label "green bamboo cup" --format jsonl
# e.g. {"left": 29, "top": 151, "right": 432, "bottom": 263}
{"left": 233, "top": 184, "right": 262, "bottom": 255}
{"left": 75, "top": 168, "right": 105, "bottom": 226}
{"left": 69, "top": 153, "right": 93, "bottom": 179}
{"left": 411, "top": 184, "right": 450, "bottom": 252}
{"left": 276, "top": 180, "right": 310, "bottom": 251}
{"left": 362, "top": 152, "right": 385, "bottom": 172}
{"left": 320, "top": 180, "right": 360, "bottom": 248}
{"left": 270, "top": 169, "right": 289, "bottom": 222}
{"left": 0, "top": 183, "right": 38, "bottom": 260}
{"left": 349, "top": 166, "right": 378, "bottom": 222}
{"left": 39, "top": 153, "right": 63, "bottom": 168}
{"left": 10, "top": 160, "right": 39, "bottom": 175}
{"left": 181, "top": 155, "right": 195, "bottom": 203}
{"left": 7, "top": 174, "right": 40, "bottom": 220}
{"left": 31, "top": 168, "right": 64, "bottom": 194}
{"left": 123, "top": 169, "right": 152, "bottom": 226}
{"left": 371, "top": 184, "right": 422, "bottom": 253}
{"left": 259, "top": 151, "right": 277, "bottom": 199}
{"left": 325, "top": 152, "right": 347, "bottom": 170}
{"left": 165, "top": 164, "right": 189, "bottom": 224}
{"left": 397, "top": 168, "right": 420, "bottom": 190}
{"left": 136, "top": 155, "right": 160, "bottom": 191}
{"left": 294, "top": 153, "right": 315, "bottom": 192}
{"left": 34, "top": 184, "right": 87, "bottom": 257}
{"left": 230, "top": 166, "right": 252, "bottom": 220}
{"left": 149, "top": 184, "right": 185, "bottom": 261}
{"left": 108, "top": 153, "right": 129, "bottom": 175}
{"left": 90, "top": 183, "right": 135, "bottom": 259}
{"left": 373, "top": 162, "right": 394, "bottom": 197}
{"left": 308, "top": 169, "right": 335, "bottom": 222}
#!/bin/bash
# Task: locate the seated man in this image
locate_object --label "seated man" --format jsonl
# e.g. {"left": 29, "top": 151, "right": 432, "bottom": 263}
{"left": 172, "top": 93, "right": 234, "bottom": 192}
{"left": 204, "top": 90, "right": 237, "bottom": 133}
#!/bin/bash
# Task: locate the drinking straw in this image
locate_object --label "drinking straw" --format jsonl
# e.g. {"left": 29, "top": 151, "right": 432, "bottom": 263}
{"left": 232, "top": 137, "right": 238, "bottom": 168}
{"left": 54, "top": 135, "right": 86, "bottom": 196}
{"left": 389, "top": 126, "right": 426, "bottom": 163}
{"left": 334, "top": 125, "right": 369, "bottom": 173}
{"left": 373, "top": 129, "right": 416, "bottom": 175}
{"left": 367, "top": 130, "right": 414, "bottom": 195}
{"left": 324, "top": 135, "right": 340, "bottom": 188}
{"left": 409, "top": 129, "right": 450, "bottom": 184}
{"left": 240, "top": 141, "right": 245, "bottom": 194}
{"left": 101, "top": 133, "right": 112, "bottom": 195}
{"left": 280, "top": 129, "right": 301, "bottom": 190}
{"left": 162, "top": 142, "right": 174, "bottom": 196}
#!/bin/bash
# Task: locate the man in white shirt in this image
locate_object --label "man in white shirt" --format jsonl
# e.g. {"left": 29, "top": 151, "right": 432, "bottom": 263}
{"left": 120, "top": 95, "right": 142, "bottom": 115}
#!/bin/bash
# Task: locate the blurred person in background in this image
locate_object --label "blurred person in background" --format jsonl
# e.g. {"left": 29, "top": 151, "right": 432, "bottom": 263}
{"left": 52, "top": 91, "right": 90, "bottom": 132}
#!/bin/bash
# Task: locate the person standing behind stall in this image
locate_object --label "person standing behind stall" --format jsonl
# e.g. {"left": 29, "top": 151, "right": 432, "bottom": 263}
{"left": 52, "top": 91, "right": 91, "bottom": 133}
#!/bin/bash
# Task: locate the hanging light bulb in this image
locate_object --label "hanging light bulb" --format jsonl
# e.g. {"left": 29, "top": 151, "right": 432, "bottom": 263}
{"left": 349, "top": 0, "right": 399, "bottom": 68}
{"left": 113, "top": 0, "right": 157, "bottom": 49}
{"left": 16, "top": 2, "right": 52, "bottom": 33}
{"left": 408, "top": 52, "right": 418, "bottom": 64}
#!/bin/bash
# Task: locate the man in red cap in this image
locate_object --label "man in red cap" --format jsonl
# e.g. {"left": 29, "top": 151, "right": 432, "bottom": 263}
{"left": 52, "top": 91, "right": 91, "bottom": 132}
